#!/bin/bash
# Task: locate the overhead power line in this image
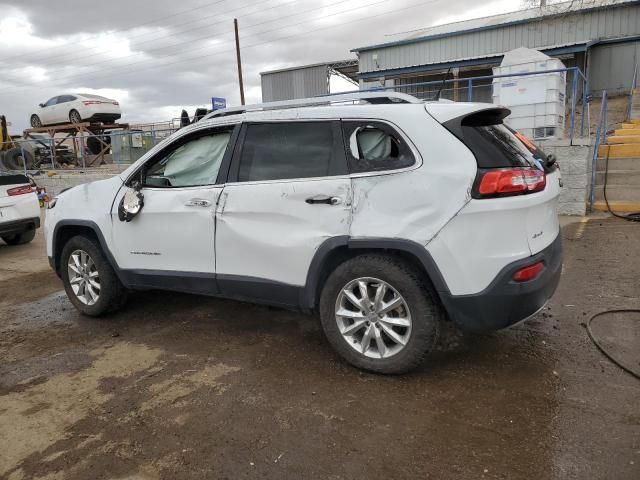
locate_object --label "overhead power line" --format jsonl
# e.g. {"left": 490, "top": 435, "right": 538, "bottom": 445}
{"left": 0, "top": 0, "right": 230, "bottom": 64}
{"left": 0, "top": 0, "right": 441, "bottom": 96}
{"left": 8, "top": 0, "right": 362, "bottom": 79}
{"left": 0, "top": 0, "right": 391, "bottom": 90}
{"left": 6, "top": 0, "right": 298, "bottom": 68}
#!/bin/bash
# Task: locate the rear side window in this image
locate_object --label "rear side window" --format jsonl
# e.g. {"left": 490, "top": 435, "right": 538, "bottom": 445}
{"left": 236, "top": 121, "right": 346, "bottom": 182}
{"left": 444, "top": 109, "right": 546, "bottom": 170}
{"left": 342, "top": 121, "right": 415, "bottom": 173}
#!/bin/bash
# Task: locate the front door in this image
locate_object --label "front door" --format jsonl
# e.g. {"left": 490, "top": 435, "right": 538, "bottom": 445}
{"left": 40, "top": 96, "right": 59, "bottom": 125}
{"left": 215, "top": 120, "right": 351, "bottom": 305}
{"left": 110, "top": 125, "right": 237, "bottom": 292}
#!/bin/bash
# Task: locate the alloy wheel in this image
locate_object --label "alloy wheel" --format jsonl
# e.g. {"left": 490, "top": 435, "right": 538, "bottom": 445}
{"left": 335, "top": 277, "right": 412, "bottom": 359}
{"left": 70, "top": 111, "right": 82, "bottom": 123}
{"left": 67, "top": 249, "right": 100, "bottom": 305}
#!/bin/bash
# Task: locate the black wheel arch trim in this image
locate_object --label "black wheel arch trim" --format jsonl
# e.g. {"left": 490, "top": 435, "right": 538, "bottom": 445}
{"left": 301, "top": 236, "right": 451, "bottom": 311}
{"left": 51, "top": 220, "right": 125, "bottom": 283}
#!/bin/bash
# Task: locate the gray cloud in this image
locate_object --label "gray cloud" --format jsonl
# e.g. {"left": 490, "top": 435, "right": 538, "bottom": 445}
{"left": 0, "top": 0, "right": 520, "bottom": 131}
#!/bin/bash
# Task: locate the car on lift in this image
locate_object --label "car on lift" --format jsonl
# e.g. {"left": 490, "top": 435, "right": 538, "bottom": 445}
{"left": 30, "top": 94, "right": 121, "bottom": 128}
{"left": 0, "top": 171, "right": 40, "bottom": 245}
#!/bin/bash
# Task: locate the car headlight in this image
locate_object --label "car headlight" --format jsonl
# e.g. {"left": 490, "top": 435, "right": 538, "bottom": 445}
{"left": 47, "top": 197, "right": 58, "bottom": 209}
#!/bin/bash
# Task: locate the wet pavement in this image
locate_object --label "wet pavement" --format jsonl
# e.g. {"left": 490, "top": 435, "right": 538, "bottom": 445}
{"left": 1, "top": 217, "right": 639, "bottom": 479}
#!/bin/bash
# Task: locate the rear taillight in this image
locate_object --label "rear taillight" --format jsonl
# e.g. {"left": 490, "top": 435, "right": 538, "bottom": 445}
{"left": 513, "top": 261, "right": 544, "bottom": 282}
{"left": 7, "top": 185, "right": 33, "bottom": 196}
{"left": 475, "top": 167, "right": 546, "bottom": 198}
{"left": 82, "top": 100, "right": 102, "bottom": 105}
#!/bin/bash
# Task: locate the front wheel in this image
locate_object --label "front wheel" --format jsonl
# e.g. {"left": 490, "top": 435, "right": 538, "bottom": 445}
{"left": 31, "top": 115, "right": 42, "bottom": 128}
{"left": 319, "top": 255, "right": 441, "bottom": 374}
{"left": 60, "top": 235, "right": 127, "bottom": 316}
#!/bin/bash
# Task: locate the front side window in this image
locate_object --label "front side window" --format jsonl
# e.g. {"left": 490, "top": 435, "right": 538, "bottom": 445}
{"left": 342, "top": 121, "right": 415, "bottom": 173}
{"left": 236, "top": 121, "right": 346, "bottom": 182}
{"left": 143, "top": 129, "right": 232, "bottom": 188}
{"left": 45, "top": 97, "right": 58, "bottom": 107}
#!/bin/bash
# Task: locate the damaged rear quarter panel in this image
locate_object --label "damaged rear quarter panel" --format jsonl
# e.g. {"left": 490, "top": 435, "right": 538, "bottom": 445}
{"left": 348, "top": 109, "right": 476, "bottom": 246}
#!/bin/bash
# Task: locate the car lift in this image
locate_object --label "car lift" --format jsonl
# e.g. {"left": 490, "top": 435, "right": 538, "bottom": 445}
{"left": 23, "top": 122, "right": 129, "bottom": 168}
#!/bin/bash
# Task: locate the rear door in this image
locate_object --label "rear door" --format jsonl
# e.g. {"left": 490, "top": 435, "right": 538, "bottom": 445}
{"left": 215, "top": 120, "right": 351, "bottom": 304}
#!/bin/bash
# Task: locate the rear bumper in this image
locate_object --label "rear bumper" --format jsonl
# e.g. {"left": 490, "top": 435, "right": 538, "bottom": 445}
{"left": 0, "top": 216, "right": 40, "bottom": 237}
{"left": 86, "top": 113, "right": 121, "bottom": 123}
{"left": 440, "top": 234, "right": 562, "bottom": 333}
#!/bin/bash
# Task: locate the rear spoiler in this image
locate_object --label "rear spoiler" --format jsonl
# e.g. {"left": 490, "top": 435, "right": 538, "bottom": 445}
{"left": 425, "top": 103, "right": 511, "bottom": 124}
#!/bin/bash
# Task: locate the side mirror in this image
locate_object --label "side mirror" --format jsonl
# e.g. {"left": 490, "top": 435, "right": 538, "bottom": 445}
{"left": 39, "top": 103, "right": 45, "bottom": 108}
{"left": 118, "top": 184, "right": 144, "bottom": 222}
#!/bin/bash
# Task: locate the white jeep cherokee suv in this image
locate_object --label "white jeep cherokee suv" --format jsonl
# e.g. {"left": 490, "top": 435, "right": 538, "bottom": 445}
{"left": 45, "top": 92, "right": 562, "bottom": 374}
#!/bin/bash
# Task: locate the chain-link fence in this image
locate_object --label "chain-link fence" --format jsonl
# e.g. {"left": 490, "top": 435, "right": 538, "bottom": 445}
{"left": 0, "top": 126, "right": 181, "bottom": 175}
{"left": 362, "top": 66, "right": 589, "bottom": 143}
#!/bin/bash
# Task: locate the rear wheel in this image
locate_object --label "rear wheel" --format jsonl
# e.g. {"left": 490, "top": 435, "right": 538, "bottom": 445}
{"left": 2, "top": 229, "right": 36, "bottom": 245}
{"left": 30, "top": 115, "right": 42, "bottom": 128}
{"left": 69, "top": 109, "right": 82, "bottom": 124}
{"left": 319, "top": 255, "right": 441, "bottom": 374}
{"left": 60, "top": 235, "right": 127, "bottom": 316}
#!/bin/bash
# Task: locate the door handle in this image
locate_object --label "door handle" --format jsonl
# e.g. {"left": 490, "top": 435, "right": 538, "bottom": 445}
{"left": 305, "top": 196, "right": 342, "bottom": 205}
{"left": 185, "top": 198, "right": 212, "bottom": 207}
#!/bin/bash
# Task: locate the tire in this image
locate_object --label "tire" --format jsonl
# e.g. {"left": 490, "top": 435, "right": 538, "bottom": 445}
{"left": 31, "top": 115, "right": 42, "bottom": 128}
{"left": 3, "top": 148, "right": 35, "bottom": 170}
{"left": 319, "top": 254, "right": 442, "bottom": 374}
{"left": 69, "top": 109, "right": 82, "bottom": 124}
{"left": 60, "top": 235, "right": 127, "bottom": 316}
{"left": 86, "top": 136, "right": 106, "bottom": 155}
{"left": 2, "top": 229, "right": 36, "bottom": 245}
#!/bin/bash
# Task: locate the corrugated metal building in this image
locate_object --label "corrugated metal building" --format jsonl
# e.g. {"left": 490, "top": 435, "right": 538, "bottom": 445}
{"left": 352, "top": 0, "right": 640, "bottom": 100}
{"left": 260, "top": 60, "right": 358, "bottom": 102}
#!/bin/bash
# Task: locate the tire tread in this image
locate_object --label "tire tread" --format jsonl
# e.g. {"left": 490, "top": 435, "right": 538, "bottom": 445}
{"left": 319, "top": 254, "right": 442, "bottom": 374}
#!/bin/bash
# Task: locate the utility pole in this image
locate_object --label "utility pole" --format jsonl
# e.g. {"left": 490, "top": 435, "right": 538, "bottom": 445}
{"left": 234, "top": 18, "right": 245, "bottom": 106}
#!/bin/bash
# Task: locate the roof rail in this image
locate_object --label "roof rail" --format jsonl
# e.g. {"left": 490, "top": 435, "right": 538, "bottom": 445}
{"left": 203, "top": 91, "right": 422, "bottom": 120}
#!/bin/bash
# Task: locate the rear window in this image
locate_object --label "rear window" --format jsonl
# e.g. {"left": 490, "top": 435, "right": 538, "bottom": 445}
{"left": 444, "top": 109, "right": 547, "bottom": 170}
{"left": 79, "top": 94, "right": 109, "bottom": 100}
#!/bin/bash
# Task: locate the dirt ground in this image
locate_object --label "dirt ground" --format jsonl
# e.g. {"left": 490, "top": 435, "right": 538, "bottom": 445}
{"left": 1, "top": 217, "right": 639, "bottom": 480}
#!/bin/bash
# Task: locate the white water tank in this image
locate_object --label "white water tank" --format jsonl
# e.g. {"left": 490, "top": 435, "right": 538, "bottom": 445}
{"left": 493, "top": 48, "right": 566, "bottom": 140}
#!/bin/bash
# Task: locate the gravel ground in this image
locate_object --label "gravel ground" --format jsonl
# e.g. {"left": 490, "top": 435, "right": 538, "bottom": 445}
{"left": 0, "top": 216, "right": 639, "bottom": 480}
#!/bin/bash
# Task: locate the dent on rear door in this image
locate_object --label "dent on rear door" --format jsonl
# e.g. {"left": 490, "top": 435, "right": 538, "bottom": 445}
{"left": 216, "top": 178, "right": 352, "bottom": 286}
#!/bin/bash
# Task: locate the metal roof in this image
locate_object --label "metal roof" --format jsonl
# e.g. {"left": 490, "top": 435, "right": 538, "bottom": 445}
{"left": 352, "top": 0, "right": 639, "bottom": 53}
{"left": 260, "top": 59, "right": 359, "bottom": 82}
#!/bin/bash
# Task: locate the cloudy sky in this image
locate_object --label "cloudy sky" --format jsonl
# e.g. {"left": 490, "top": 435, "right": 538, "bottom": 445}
{"left": 0, "top": 0, "right": 529, "bottom": 132}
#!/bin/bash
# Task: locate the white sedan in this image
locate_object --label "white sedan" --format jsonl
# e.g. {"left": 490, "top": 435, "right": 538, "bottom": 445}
{"left": 0, "top": 172, "right": 40, "bottom": 245}
{"left": 30, "top": 93, "right": 121, "bottom": 127}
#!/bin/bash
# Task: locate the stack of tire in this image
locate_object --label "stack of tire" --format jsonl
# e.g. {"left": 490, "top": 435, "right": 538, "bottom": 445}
{"left": 0, "top": 148, "right": 35, "bottom": 171}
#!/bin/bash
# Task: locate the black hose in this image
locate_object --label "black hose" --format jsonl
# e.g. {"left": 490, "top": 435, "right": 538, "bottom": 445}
{"left": 603, "top": 147, "right": 640, "bottom": 221}
{"left": 585, "top": 309, "right": 640, "bottom": 380}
